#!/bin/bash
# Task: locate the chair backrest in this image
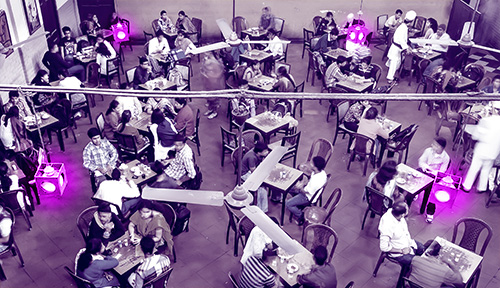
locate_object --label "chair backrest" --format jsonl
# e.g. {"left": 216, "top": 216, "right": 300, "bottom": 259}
{"left": 353, "top": 133, "right": 375, "bottom": 156}
{"left": 241, "top": 129, "right": 263, "bottom": 150}
{"left": 303, "top": 223, "right": 338, "bottom": 263}
{"left": 294, "top": 81, "right": 305, "bottom": 93}
{"left": 194, "top": 108, "right": 200, "bottom": 136}
{"left": 274, "top": 17, "right": 285, "bottom": 36}
{"left": 451, "top": 217, "right": 492, "bottom": 256}
{"left": 228, "top": 271, "right": 241, "bottom": 288}
{"left": 126, "top": 67, "right": 136, "bottom": 85}
{"left": 281, "top": 131, "right": 301, "bottom": 151}
{"left": 76, "top": 206, "right": 98, "bottom": 242}
{"left": 402, "top": 277, "right": 424, "bottom": 288}
{"left": 232, "top": 16, "right": 248, "bottom": 38}
{"left": 393, "top": 125, "right": 419, "bottom": 151}
{"left": 322, "top": 188, "right": 342, "bottom": 225}
{"left": 153, "top": 201, "right": 176, "bottom": 230}
{"left": 224, "top": 201, "right": 240, "bottom": 233}
{"left": 377, "top": 14, "right": 388, "bottom": 31}
{"left": 96, "top": 113, "right": 105, "bottom": 135}
{"left": 237, "top": 215, "right": 255, "bottom": 244}
{"left": 365, "top": 186, "right": 393, "bottom": 216}
{"left": 152, "top": 19, "right": 160, "bottom": 33}
{"left": 275, "top": 62, "right": 291, "bottom": 76}
{"left": 191, "top": 17, "right": 203, "bottom": 43}
{"left": 307, "top": 138, "right": 334, "bottom": 165}
{"left": 336, "top": 101, "right": 350, "bottom": 124}
{"left": 106, "top": 57, "right": 120, "bottom": 76}
{"left": 453, "top": 51, "right": 468, "bottom": 72}
{"left": 231, "top": 146, "right": 249, "bottom": 174}
{"left": 144, "top": 266, "right": 174, "bottom": 288}
{"left": 143, "top": 31, "right": 154, "bottom": 42}
{"left": 0, "top": 189, "right": 28, "bottom": 216}
{"left": 86, "top": 63, "right": 100, "bottom": 87}
{"left": 412, "top": 16, "right": 427, "bottom": 36}
{"left": 115, "top": 132, "right": 139, "bottom": 155}
{"left": 121, "top": 19, "right": 131, "bottom": 33}
{"left": 371, "top": 63, "right": 382, "bottom": 85}
{"left": 221, "top": 127, "right": 238, "bottom": 148}
{"left": 0, "top": 206, "right": 15, "bottom": 248}
{"left": 312, "top": 16, "right": 322, "bottom": 34}
{"left": 64, "top": 266, "right": 96, "bottom": 288}
{"left": 463, "top": 63, "right": 485, "bottom": 87}
{"left": 478, "top": 76, "right": 491, "bottom": 90}
{"left": 303, "top": 28, "right": 314, "bottom": 43}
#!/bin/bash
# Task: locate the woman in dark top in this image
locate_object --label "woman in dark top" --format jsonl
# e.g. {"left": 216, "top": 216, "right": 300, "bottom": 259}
{"left": 273, "top": 66, "right": 296, "bottom": 92}
{"left": 31, "top": 70, "right": 57, "bottom": 107}
{"left": 88, "top": 203, "right": 125, "bottom": 245}
{"left": 316, "top": 11, "right": 339, "bottom": 36}
{"left": 175, "top": 11, "right": 197, "bottom": 41}
{"left": 151, "top": 108, "right": 177, "bottom": 148}
{"left": 102, "top": 100, "right": 120, "bottom": 140}
{"left": 77, "top": 238, "right": 119, "bottom": 288}
{"left": 116, "top": 110, "right": 147, "bottom": 149}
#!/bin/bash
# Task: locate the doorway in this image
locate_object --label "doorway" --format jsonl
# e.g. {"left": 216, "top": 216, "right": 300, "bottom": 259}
{"left": 38, "top": 0, "right": 60, "bottom": 47}
{"left": 77, "top": 0, "right": 115, "bottom": 30}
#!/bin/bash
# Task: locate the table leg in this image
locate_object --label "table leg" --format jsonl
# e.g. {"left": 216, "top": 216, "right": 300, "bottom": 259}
{"left": 419, "top": 183, "right": 433, "bottom": 214}
{"left": 280, "top": 190, "right": 287, "bottom": 226}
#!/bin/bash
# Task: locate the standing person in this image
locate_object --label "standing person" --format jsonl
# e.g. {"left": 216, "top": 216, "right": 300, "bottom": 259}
{"left": 200, "top": 52, "right": 225, "bottom": 120}
{"left": 259, "top": 7, "right": 275, "bottom": 31}
{"left": 157, "top": 10, "right": 174, "bottom": 34}
{"left": 384, "top": 9, "right": 404, "bottom": 35}
{"left": 42, "top": 43, "right": 85, "bottom": 81}
{"left": 462, "top": 114, "right": 500, "bottom": 193}
{"left": 429, "top": 24, "right": 451, "bottom": 53}
{"left": 82, "top": 128, "right": 118, "bottom": 185}
{"left": 175, "top": 11, "right": 197, "bottom": 42}
{"left": 173, "top": 98, "right": 194, "bottom": 137}
{"left": 102, "top": 100, "right": 120, "bottom": 140}
{"left": 128, "top": 236, "right": 171, "bottom": 288}
{"left": 76, "top": 238, "right": 120, "bottom": 288}
{"left": 59, "top": 26, "right": 77, "bottom": 63}
{"left": 132, "top": 57, "right": 153, "bottom": 90}
{"left": 386, "top": 10, "right": 416, "bottom": 84}
{"left": 241, "top": 142, "right": 271, "bottom": 213}
{"left": 0, "top": 107, "right": 33, "bottom": 153}
{"left": 297, "top": 246, "right": 337, "bottom": 288}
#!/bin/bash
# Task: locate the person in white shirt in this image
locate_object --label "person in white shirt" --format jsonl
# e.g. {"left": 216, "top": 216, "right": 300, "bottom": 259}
{"left": 93, "top": 168, "right": 141, "bottom": 215}
{"left": 429, "top": 24, "right": 451, "bottom": 53}
{"left": 384, "top": 9, "right": 403, "bottom": 34}
{"left": 418, "top": 137, "right": 450, "bottom": 175}
{"left": 386, "top": 10, "right": 416, "bottom": 83}
{"left": 240, "top": 216, "right": 279, "bottom": 265}
{"left": 286, "top": 156, "right": 327, "bottom": 225}
{"left": 148, "top": 30, "right": 170, "bottom": 55}
{"left": 157, "top": 10, "right": 174, "bottom": 34}
{"left": 264, "top": 28, "right": 283, "bottom": 58}
{"left": 95, "top": 34, "right": 117, "bottom": 75}
{"left": 379, "top": 202, "right": 425, "bottom": 268}
{"left": 114, "top": 84, "right": 143, "bottom": 119}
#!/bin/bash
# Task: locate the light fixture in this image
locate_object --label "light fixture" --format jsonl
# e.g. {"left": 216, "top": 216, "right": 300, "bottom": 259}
{"left": 111, "top": 22, "right": 129, "bottom": 42}
{"left": 429, "top": 172, "right": 461, "bottom": 210}
{"left": 35, "top": 163, "right": 67, "bottom": 196}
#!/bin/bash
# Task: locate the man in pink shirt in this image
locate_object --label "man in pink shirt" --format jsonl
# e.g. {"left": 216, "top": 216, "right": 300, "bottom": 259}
{"left": 173, "top": 98, "right": 194, "bottom": 137}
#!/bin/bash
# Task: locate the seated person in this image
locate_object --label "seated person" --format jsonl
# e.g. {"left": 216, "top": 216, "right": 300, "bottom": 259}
{"left": 82, "top": 128, "right": 118, "bottom": 184}
{"left": 357, "top": 107, "right": 390, "bottom": 152}
{"left": 263, "top": 28, "right": 283, "bottom": 59}
{"left": 88, "top": 203, "right": 126, "bottom": 245}
{"left": 57, "top": 71, "right": 87, "bottom": 118}
{"left": 93, "top": 168, "right": 141, "bottom": 215}
{"left": 0, "top": 106, "right": 33, "bottom": 153}
{"left": 241, "top": 142, "right": 271, "bottom": 213}
{"left": 0, "top": 205, "right": 13, "bottom": 253}
{"left": 351, "top": 45, "right": 372, "bottom": 66}
{"left": 418, "top": 137, "right": 450, "bottom": 175}
{"left": 259, "top": 7, "right": 275, "bottom": 31}
{"left": 482, "top": 74, "right": 500, "bottom": 94}
{"left": 115, "top": 83, "right": 143, "bottom": 118}
{"left": 429, "top": 24, "right": 451, "bottom": 53}
{"left": 324, "top": 56, "right": 350, "bottom": 87}
{"left": 175, "top": 11, "right": 197, "bottom": 42}
{"left": 408, "top": 241, "right": 463, "bottom": 288}
{"left": 352, "top": 57, "right": 377, "bottom": 82}
{"left": 316, "top": 11, "right": 338, "bottom": 36}
{"left": 58, "top": 26, "right": 77, "bottom": 62}
{"left": 273, "top": 66, "right": 296, "bottom": 92}
{"left": 109, "top": 12, "right": 122, "bottom": 27}
{"left": 116, "top": 110, "right": 149, "bottom": 150}
{"left": 31, "top": 70, "right": 57, "bottom": 107}
{"left": 297, "top": 246, "right": 337, "bottom": 288}
{"left": 366, "top": 160, "right": 404, "bottom": 203}
{"left": 174, "top": 30, "right": 196, "bottom": 55}
{"left": 157, "top": 10, "right": 174, "bottom": 34}
{"left": 313, "top": 28, "right": 339, "bottom": 53}
{"left": 343, "top": 100, "right": 370, "bottom": 132}
{"left": 76, "top": 238, "right": 120, "bottom": 288}
{"left": 0, "top": 162, "right": 20, "bottom": 193}
{"left": 173, "top": 98, "right": 194, "bottom": 137}
{"left": 149, "top": 30, "right": 170, "bottom": 55}
{"left": 231, "top": 94, "right": 257, "bottom": 118}
{"left": 95, "top": 34, "right": 117, "bottom": 76}
{"left": 128, "top": 236, "right": 171, "bottom": 288}
{"left": 132, "top": 57, "right": 153, "bottom": 90}
{"left": 42, "top": 43, "right": 85, "bottom": 81}
{"left": 286, "top": 156, "right": 327, "bottom": 225}
{"left": 151, "top": 134, "right": 196, "bottom": 189}
{"left": 3, "top": 90, "right": 33, "bottom": 119}
{"left": 240, "top": 216, "right": 279, "bottom": 265}
{"left": 102, "top": 100, "right": 120, "bottom": 140}
{"left": 239, "top": 252, "right": 275, "bottom": 288}
{"left": 128, "top": 200, "right": 174, "bottom": 255}
{"left": 151, "top": 108, "right": 177, "bottom": 148}
{"left": 422, "top": 18, "right": 438, "bottom": 40}
{"left": 243, "top": 60, "right": 262, "bottom": 81}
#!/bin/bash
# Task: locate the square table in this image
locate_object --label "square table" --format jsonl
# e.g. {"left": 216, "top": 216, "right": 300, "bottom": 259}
{"left": 24, "top": 113, "right": 59, "bottom": 133}
{"left": 112, "top": 160, "right": 157, "bottom": 187}
{"left": 263, "top": 163, "right": 303, "bottom": 225}
{"left": 453, "top": 76, "right": 475, "bottom": 92}
{"left": 335, "top": 79, "right": 374, "bottom": 93}
{"left": 139, "top": 77, "right": 177, "bottom": 91}
{"left": 248, "top": 75, "right": 277, "bottom": 92}
{"left": 395, "top": 164, "right": 435, "bottom": 213}
{"left": 239, "top": 50, "right": 273, "bottom": 64}
{"left": 242, "top": 28, "right": 268, "bottom": 40}
{"left": 129, "top": 112, "right": 152, "bottom": 133}
{"left": 245, "top": 112, "right": 293, "bottom": 144}
{"left": 74, "top": 53, "right": 97, "bottom": 64}
{"left": 375, "top": 117, "right": 402, "bottom": 166}
{"left": 106, "top": 232, "right": 146, "bottom": 275}
{"left": 423, "top": 236, "right": 483, "bottom": 286}
{"left": 323, "top": 48, "right": 352, "bottom": 62}
{"left": 264, "top": 246, "right": 315, "bottom": 287}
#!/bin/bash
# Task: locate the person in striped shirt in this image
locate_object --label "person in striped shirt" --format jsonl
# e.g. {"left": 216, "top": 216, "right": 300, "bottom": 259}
{"left": 239, "top": 254, "right": 275, "bottom": 288}
{"left": 128, "top": 236, "right": 171, "bottom": 288}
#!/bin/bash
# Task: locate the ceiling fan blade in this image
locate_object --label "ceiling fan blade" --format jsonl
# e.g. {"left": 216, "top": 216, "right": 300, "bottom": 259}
{"left": 472, "top": 44, "right": 500, "bottom": 54}
{"left": 409, "top": 38, "right": 458, "bottom": 46}
{"left": 242, "top": 40, "right": 291, "bottom": 45}
{"left": 189, "top": 41, "right": 230, "bottom": 55}
{"left": 142, "top": 186, "right": 225, "bottom": 206}
{"left": 216, "top": 18, "right": 233, "bottom": 40}
{"left": 241, "top": 146, "right": 288, "bottom": 192}
{"left": 10, "top": 32, "right": 50, "bottom": 49}
{"left": 241, "top": 206, "right": 305, "bottom": 255}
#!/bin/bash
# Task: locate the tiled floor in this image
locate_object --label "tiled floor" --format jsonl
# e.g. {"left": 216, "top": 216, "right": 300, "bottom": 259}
{"left": 1, "top": 42, "right": 499, "bottom": 288}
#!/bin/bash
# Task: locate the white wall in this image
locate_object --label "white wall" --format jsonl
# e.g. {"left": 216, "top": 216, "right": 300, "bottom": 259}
{"left": 115, "top": 0, "right": 454, "bottom": 40}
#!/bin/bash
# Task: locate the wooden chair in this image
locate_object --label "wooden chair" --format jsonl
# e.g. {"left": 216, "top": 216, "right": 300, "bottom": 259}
{"left": 188, "top": 109, "right": 201, "bottom": 156}
{"left": 224, "top": 201, "right": 242, "bottom": 256}
{"left": 231, "top": 146, "right": 249, "bottom": 177}
{"left": 276, "top": 131, "right": 301, "bottom": 168}
{"left": 143, "top": 30, "right": 154, "bottom": 42}
{"left": 373, "top": 14, "right": 389, "bottom": 50}
{"left": 302, "top": 187, "right": 342, "bottom": 241}
{"left": 144, "top": 267, "right": 174, "bottom": 288}
{"left": 126, "top": 67, "right": 136, "bottom": 86}
{"left": 361, "top": 186, "right": 393, "bottom": 231}
{"left": 0, "top": 189, "right": 32, "bottom": 230}
{"left": 302, "top": 223, "right": 338, "bottom": 264}
{"left": 64, "top": 266, "right": 96, "bottom": 288}
{"left": 462, "top": 63, "right": 486, "bottom": 91}
{"left": 234, "top": 215, "right": 255, "bottom": 256}
{"left": 83, "top": 62, "right": 102, "bottom": 106}
{"left": 104, "top": 56, "right": 122, "bottom": 87}
{"left": 347, "top": 134, "right": 376, "bottom": 176}
{"left": 274, "top": 17, "right": 285, "bottom": 37}
{"left": 344, "top": 281, "right": 355, "bottom": 288}
{"left": 331, "top": 101, "right": 355, "bottom": 148}
{"left": 293, "top": 81, "right": 305, "bottom": 118}
{"left": 76, "top": 206, "right": 98, "bottom": 243}
{"left": 221, "top": 127, "right": 238, "bottom": 167}
{"left": 302, "top": 28, "right": 314, "bottom": 58}
{"left": 115, "top": 132, "right": 151, "bottom": 162}
{"left": 173, "top": 60, "right": 191, "bottom": 91}
{"left": 312, "top": 16, "right": 322, "bottom": 35}
{"left": 0, "top": 206, "right": 25, "bottom": 269}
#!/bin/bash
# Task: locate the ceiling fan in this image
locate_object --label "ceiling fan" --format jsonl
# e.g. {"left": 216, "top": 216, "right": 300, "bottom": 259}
{"left": 189, "top": 18, "right": 290, "bottom": 55}
{"left": 409, "top": 0, "right": 500, "bottom": 55}
{"left": 0, "top": 32, "right": 49, "bottom": 69}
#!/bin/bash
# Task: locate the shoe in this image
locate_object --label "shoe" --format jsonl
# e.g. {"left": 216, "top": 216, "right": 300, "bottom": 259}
{"left": 295, "top": 217, "right": 304, "bottom": 226}
{"left": 425, "top": 214, "right": 434, "bottom": 223}
{"left": 74, "top": 111, "right": 82, "bottom": 120}
{"left": 477, "top": 189, "right": 488, "bottom": 194}
{"left": 203, "top": 110, "right": 213, "bottom": 116}
{"left": 460, "top": 184, "right": 470, "bottom": 193}
{"left": 370, "top": 212, "right": 376, "bottom": 218}
{"left": 207, "top": 112, "right": 218, "bottom": 119}
{"left": 387, "top": 79, "right": 393, "bottom": 84}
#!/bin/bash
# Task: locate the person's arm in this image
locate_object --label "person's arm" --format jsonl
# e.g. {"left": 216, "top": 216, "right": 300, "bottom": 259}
{"left": 442, "top": 258, "right": 464, "bottom": 287}
{"left": 20, "top": 98, "right": 33, "bottom": 116}
{"left": 0, "top": 219, "right": 12, "bottom": 244}
{"left": 418, "top": 148, "right": 431, "bottom": 171}
{"left": 55, "top": 53, "right": 72, "bottom": 69}
{"left": 153, "top": 227, "right": 163, "bottom": 243}
{"left": 105, "top": 140, "right": 118, "bottom": 167}
{"left": 83, "top": 146, "right": 97, "bottom": 171}
{"left": 94, "top": 256, "right": 119, "bottom": 270}
{"left": 42, "top": 53, "right": 50, "bottom": 69}
{"left": 297, "top": 271, "right": 314, "bottom": 286}
{"left": 377, "top": 124, "right": 390, "bottom": 139}
{"left": 149, "top": 39, "right": 159, "bottom": 55}
{"left": 109, "top": 216, "right": 125, "bottom": 241}
{"left": 439, "top": 152, "right": 450, "bottom": 173}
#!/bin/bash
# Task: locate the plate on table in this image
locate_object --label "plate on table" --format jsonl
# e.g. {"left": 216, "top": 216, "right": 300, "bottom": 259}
{"left": 40, "top": 112, "right": 50, "bottom": 120}
{"left": 396, "top": 178, "right": 407, "bottom": 185}
{"left": 286, "top": 263, "right": 299, "bottom": 274}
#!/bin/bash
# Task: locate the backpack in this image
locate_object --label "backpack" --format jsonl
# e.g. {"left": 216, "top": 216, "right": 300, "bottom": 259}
{"left": 172, "top": 204, "right": 190, "bottom": 236}
{"left": 181, "top": 164, "right": 202, "bottom": 190}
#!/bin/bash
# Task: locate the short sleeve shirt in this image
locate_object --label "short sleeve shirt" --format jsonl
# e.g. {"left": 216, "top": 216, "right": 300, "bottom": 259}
{"left": 242, "top": 150, "right": 260, "bottom": 176}
{"left": 59, "top": 37, "right": 77, "bottom": 56}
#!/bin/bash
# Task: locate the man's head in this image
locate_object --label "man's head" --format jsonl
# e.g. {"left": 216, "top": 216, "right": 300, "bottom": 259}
{"left": 262, "top": 7, "right": 270, "bottom": 15}
{"left": 312, "top": 156, "right": 326, "bottom": 173}
{"left": 267, "top": 28, "right": 277, "bottom": 39}
{"left": 326, "top": 12, "right": 333, "bottom": 20}
{"left": 8, "top": 90, "right": 19, "bottom": 103}
{"left": 391, "top": 201, "right": 408, "bottom": 221}
{"left": 395, "top": 9, "right": 403, "bottom": 20}
{"left": 360, "top": 56, "right": 372, "bottom": 70}
{"left": 139, "top": 56, "right": 149, "bottom": 69}
{"left": 97, "top": 203, "right": 112, "bottom": 225}
{"left": 254, "top": 141, "right": 270, "bottom": 158}
{"left": 492, "top": 74, "right": 500, "bottom": 89}
{"left": 336, "top": 55, "right": 348, "bottom": 66}
{"left": 364, "top": 107, "right": 379, "bottom": 120}
{"left": 177, "top": 30, "right": 186, "bottom": 39}
{"left": 160, "top": 10, "right": 168, "bottom": 19}
{"left": 62, "top": 26, "right": 72, "bottom": 38}
{"left": 111, "top": 168, "right": 121, "bottom": 180}
{"left": 437, "top": 24, "right": 446, "bottom": 37}
{"left": 425, "top": 242, "right": 442, "bottom": 257}
{"left": 313, "top": 246, "right": 328, "bottom": 266}
{"left": 140, "top": 235, "right": 156, "bottom": 255}
{"left": 432, "top": 137, "right": 446, "bottom": 154}
{"left": 86, "top": 238, "right": 104, "bottom": 254}
{"left": 173, "top": 134, "right": 187, "bottom": 151}
{"left": 156, "top": 30, "right": 166, "bottom": 41}
{"left": 87, "top": 128, "right": 101, "bottom": 146}
{"left": 49, "top": 43, "right": 59, "bottom": 53}
{"left": 174, "top": 98, "right": 187, "bottom": 110}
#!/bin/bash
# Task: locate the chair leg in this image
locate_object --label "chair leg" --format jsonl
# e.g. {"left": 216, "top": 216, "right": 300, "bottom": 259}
{"left": 23, "top": 209, "right": 32, "bottom": 230}
{"left": 221, "top": 149, "right": 225, "bottom": 167}
{"left": 347, "top": 152, "right": 354, "bottom": 171}
{"left": 233, "top": 231, "right": 239, "bottom": 257}
{"left": 225, "top": 224, "right": 230, "bottom": 244}
{"left": 300, "top": 101, "right": 303, "bottom": 118}
{"left": 13, "top": 242, "right": 24, "bottom": 267}
{"left": 332, "top": 130, "right": 339, "bottom": 146}
{"left": 361, "top": 208, "right": 370, "bottom": 230}
{"left": 57, "top": 130, "right": 65, "bottom": 152}
{"left": 172, "top": 245, "right": 177, "bottom": 263}
{"left": 0, "top": 261, "right": 5, "bottom": 280}
{"left": 372, "top": 253, "right": 386, "bottom": 277}
{"left": 363, "top": 157, "right": 369, "bottom": 176}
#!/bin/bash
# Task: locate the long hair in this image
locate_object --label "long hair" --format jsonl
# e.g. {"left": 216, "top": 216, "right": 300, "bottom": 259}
{"left": 4, "top": 106, "right": 19, "bottom": 127}
{"left": 119, "top": 110, "right": 132, "bottom": 133}
{"left": 31, "top": 70, "right": 49, "bottom": 85}
{"left": 96, "top": 42, "right": 112, "bottom": 58}
{"left": 106, "top": 100, "right": 119, "bottom": 116}
{"left": 375, "top": 160, "right": 398, "bottom": 187}
{"left": 277, "top": 66, "right": 295, "bottom": 88}
{"left": 151, "top": 108, "right": 165, "bottom": 125}
{"left": 0, "top": 162, "right": 12, "bottom": 192}
{"left": 77, "top": 238, "right": 102, "bottom": 272}
{"left": 427, "top": 18, "right": 438, "bottom": 34}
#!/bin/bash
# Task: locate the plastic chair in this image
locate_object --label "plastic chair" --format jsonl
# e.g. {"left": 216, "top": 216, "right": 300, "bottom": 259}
{"left": 221, "top": 127, "right": 238, "bottom": 167}
{"left": 104, "top": 56, "right": 122, "bottom": 87}
{"left": 96, "top": 113, "right": 105, "bottom": 135}
{"left": 385, "top": 125, "right": 419, "bottom": 164}
{"left": 153, "top": 201, "right": 177, "bottom": 262}
{"left": 232, "top": 16, "right": 248, "bottom": 39}
{"left": 173, "top": 60, "right": 191, "bottom": 91}
{"left": 64, "top": 266, "right": 96, "bottom": 288}
{"left": 0, "top": 189, "right": 32, "bottom": 230}
{"left": 76, "top": 206, "right": 98, "bottom": 243}
{"left": 144, "top": 266, "right": 174, "bottom": 288}
{"left": 347, "top": 134, "right": 376, "bottom": 177}
{"left": 302, "top": 138, "right": 334, "bottom": 167}
{"left": 234, "top": 215, "right": 255, "bottom": 256}
{"left": 361, "top": 186, "right": 393, "bottom": 231}
{"left": 302, "top": 28, "right": 314, "bottom": 58}
{"left": 274, "top": 17, "right": 285, "bottom": 37}
{"left": 240, "top": 129, "right": 263, "bottom": 151}
{"left": 462, "top": 63, "right": 485, "bottom": 91}
{"left": 402, "top": 277, "right": 424, "bottom": 288}
{"left": 224, "top": 201, "right": 242, "bottom": 256}
{"left": 371, "top": 63, "right": 382, "bottom": 88}
{"left": 302, "top": 188, "right": 342, "bottom": 241}
{"left": 277, "top": 131, "right": 301, "bottom": 168}
{"left": 0, "top": 207, "right": 25, "bottom": 269}
{"left": 344, "top": 281, "right": 355, "bottom": 288}
{"left": 143, "top": 30, "right": 154, "bottom": 42}
{"left": 452, "top": 217, "right": 492, "bottom": 256}
{"left": 293, "top": 81, "right": 305, "bottom": 118}
{"left": 115, "top": 132, "right": 151, "bottom": 162}
{"left": 306, "top": 49, "right": 319, "bottom": 86}
{"left": 373, "top": 14, "right": 389, "bottom": 50}
{"left": 302, "top": 224, "right": 338, "bottom": 264}
{"left": 70, "top": 93, "right": 93, "bottom": 127}
{"left": 289, "top": 174, "right": 330, "bottom": 223}
{"left": 152, "top": 19, "right": 160, "bottom": 33}
{"left": 228, "top": 271, "right": 241, "bottom": 288}
{"left": 326, "top": 87, "right": 348, "bottom": 122}
{"left": 373, "top": 251, "right": 405, "bottom": 287}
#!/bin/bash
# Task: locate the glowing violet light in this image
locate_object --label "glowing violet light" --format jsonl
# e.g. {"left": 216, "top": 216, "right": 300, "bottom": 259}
{"left": 435, "top": 190, "right": 451, "bottom": 203}
{"left": 41, "top": 182, "right": 56, "bottom": 193}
